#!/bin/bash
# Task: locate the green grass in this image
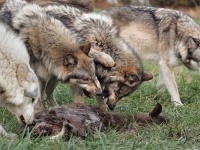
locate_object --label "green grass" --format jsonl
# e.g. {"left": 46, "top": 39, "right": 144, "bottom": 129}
{"left": 196, "top": 19, "right": 200, "bottom": 24}
{"left": 0, "top": 61, "right": 200, "bottom": 150}
{"left": 93, "top": 8, "right": 104, "bottom": 13}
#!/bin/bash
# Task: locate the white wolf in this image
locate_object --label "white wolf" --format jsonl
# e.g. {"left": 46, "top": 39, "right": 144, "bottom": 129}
{"left": 0, "top": 22, "right": 40, "bottom": 136}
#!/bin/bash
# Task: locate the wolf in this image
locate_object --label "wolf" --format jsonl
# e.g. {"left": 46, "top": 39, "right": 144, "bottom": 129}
{"left": 0, "top": 21, "right": 40, "bottom": 136}
{"left": 0, "top": 2, "right": 108, "bottom": 111}
{"left": 101, "top": 6, "right": 200, "bottom": 106}
{"left": 43, "top": 5, "right": 153, "bottom": 110}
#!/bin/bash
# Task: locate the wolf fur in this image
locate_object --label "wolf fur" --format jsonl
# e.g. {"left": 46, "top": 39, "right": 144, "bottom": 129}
{"left": 1, "top": 2, "right": 103, "bottom": 111}
{"left": 0, "top": 0, "right": 94, "bottom": 12}
{"left": 43, "top": 5, "right": 153, "bottom": 110}
{"left": 102, "top": 6, "right": 200, "bottom": 106}
{"left": 0, "top": 22, "right": 40, "bottom": 136}
{"left": 27, "top": 0, "right": 94, "bottom": 12}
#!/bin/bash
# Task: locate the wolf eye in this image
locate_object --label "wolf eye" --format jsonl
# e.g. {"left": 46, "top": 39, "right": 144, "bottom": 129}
{"left": 96, "top": 42, "right": 103, "bottom": 47}
{"left": 32, "top": 98, "right": 35, "bottom": 103}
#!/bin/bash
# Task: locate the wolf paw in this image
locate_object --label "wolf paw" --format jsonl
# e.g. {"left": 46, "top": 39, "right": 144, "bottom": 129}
{"left": 6, "top": 133, "right": 18, "bottom": 139}
{"left": 173, "top": 101, "right": 184, "bottom": 106}
{"left": 103, "top": 59, "right": 116, "bottom": 68}
{"left": 89, "top": 50, "right": 116, "bottom": 68}
{"left": 0, "top": 131, "right": 18, "bottom": 139}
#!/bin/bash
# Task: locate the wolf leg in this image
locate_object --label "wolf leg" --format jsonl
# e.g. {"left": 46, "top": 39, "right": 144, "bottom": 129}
{"left": 0, "top": 124, "right": 8, "bottom": 137}
{"left": 157, "top": 69, "right": 166, "bottom": 92}
{"left": 0, "top": 124, "right": 18, "bottom": 138}
{"left": 158, "top": 16, "right": 183, "bottom": 106}
{"left": 95, "top": 96, "right": 107, "bottom": 111}
{"left": 159, "top": 61, "right": 183, "bottom": 106}
{"left": 70, "top": 85, "right": 85, "bottom": 104}
{"left": 46, "top": 77, "right": 59, "bottom": 106}
{"left": 34, "top": 78, "right": 46, "bottom": 112}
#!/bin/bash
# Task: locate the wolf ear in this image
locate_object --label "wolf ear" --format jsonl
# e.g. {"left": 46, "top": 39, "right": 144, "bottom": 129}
{"left": 16, "top": 63, "right": 30, "bottom": 86}
{"left": 64, "top": 54, "right": 77, "bottom": 68}
{"left": 89, "top": 48, "right": 116, "bottom": 67}
{"left": 142, "top": 72, "right": 153, "bottom": 81}
{"left": 188, "top": 37, "right": 197, "bottom": 51}
{"left": 80, "top": 41, "right": 91, "bottom": 55}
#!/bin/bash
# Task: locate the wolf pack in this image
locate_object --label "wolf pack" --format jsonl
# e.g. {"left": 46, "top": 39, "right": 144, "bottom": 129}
{"left": 0, "top": 0, "right": 200, "bottom": 137}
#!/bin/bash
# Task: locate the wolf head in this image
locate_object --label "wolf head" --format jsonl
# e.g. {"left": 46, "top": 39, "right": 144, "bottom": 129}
{"left": 182, "top": 37, "right": 200, "bottom": 71}
{"left": 155, "top": 9, "right": 200, "bottom": 71}
{"left": 64, "top": 41, "right": 102, "bottom": 97}
{"left": 94, "top": 38, "right": 153, "bottom": 110}
{"left": 1, "top": 63, "right": 40, "bottom": 124}
{"left": 102, "top": 73, "right": 153, "bottom": 110}
{"left": 12, "top": 4, "right": 102, "bottom": 97}
{"left": 175, "top": 13, "right": 200, "bottom": 71}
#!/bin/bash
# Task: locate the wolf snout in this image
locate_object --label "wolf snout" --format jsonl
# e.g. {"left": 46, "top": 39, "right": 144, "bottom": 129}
{"left": 19, "top": 113, "right": 35, "bottom": 125}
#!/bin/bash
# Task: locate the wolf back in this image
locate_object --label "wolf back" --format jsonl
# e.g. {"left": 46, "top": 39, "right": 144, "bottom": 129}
{"left": 102, "top": 6, "right": 200, "bottom": 106}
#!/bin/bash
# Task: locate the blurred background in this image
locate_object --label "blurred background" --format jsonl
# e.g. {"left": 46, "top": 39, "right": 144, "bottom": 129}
{"left": 0, "top": 0, "right": 199, "bottom": 18}
{"left": 94, "top": 0, "right": 200, "bottom": 19}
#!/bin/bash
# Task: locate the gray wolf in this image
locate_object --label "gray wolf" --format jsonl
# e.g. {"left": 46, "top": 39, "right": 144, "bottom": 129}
{"left": 102, "top": 6, "right": 200, "bottom": 106}
{"left": 0, "top": 21, "right": 40, "bottom": 136}
{"left": 0, "top": 1, "right": 104, "bottom": 111}
{"left": 43, "top": 4, "right": 153, "bottom": 110}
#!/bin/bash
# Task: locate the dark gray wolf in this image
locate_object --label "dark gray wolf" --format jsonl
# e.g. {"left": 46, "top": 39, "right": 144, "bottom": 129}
{"left": 0, "top": 21, "right": 40, "bottom": 136}
{"left": 0, "top": 1, "right": 105, "bottom": 111}
{"left": 43, "top": 4, "right": 153, "bottom": 110}
{"left": 102, "top": 6, "right": 200, "bottom": 106}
